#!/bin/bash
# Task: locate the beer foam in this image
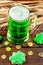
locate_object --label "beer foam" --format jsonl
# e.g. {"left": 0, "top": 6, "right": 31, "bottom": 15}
{"left": 9, "top": 5, "right": 29, "bottom": 21}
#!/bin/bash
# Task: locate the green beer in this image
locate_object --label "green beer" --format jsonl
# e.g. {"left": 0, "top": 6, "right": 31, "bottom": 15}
{"left": 7, "top": 5, "right": 30, "bottom": 44}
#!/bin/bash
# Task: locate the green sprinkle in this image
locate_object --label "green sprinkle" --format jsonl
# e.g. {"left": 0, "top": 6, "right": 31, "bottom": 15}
{"left": 9, "top": 51, "right": 26, "bottom": 65}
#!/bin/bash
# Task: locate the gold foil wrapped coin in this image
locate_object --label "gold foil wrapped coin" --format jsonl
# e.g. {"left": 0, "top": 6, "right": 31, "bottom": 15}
{"left": 1, "top": 54, "right": 7, "bottom": 60}
{"left": 4, "top": 41, "right": 9, "bottom": 46}
{"left": 38, "top": 52, "right": 43, "bottom": 57}
{"left": 28, "top": 42, "right": 33, "bottom": 47}
{"left": 28, "top": 51, "right": 33, "bottom": 56}
{"left": 16, "top": 45, "right": 21, "bottom": 49}
{"left": 6, "top": 47, "right": 11, "bottom": 51}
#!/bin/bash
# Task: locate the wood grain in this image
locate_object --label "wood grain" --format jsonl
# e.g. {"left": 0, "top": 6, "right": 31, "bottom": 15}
{"left": 0, "top": 1, "right": 43, "bottom": 35}
{"left": 0, "top": 1, "right": 43, "bottom": 65}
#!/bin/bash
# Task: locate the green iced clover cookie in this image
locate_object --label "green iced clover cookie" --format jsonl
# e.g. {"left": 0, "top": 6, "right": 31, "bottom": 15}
{"left": 0, "top": 35, "right": 3, "bottom": 41}
{"left": 9, "top": 51, "right": 26, "bottom": 65}
{"left": 33, "top": 32, "right": 43, "bottom": 45}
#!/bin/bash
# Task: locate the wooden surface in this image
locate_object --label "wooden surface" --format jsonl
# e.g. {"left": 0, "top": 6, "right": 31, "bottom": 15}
{"left": 0, "top": 1, "right": 43, "bottom": 65}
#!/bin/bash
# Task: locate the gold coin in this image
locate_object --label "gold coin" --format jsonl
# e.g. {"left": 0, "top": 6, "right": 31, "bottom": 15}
{"left": 38, "top": 52, "right": 43, "bottom": 57}
{"left": 4, "top": 41, "right": 9, "bottom": 46}
{"left": 28, "top": 51, "right": 33, "bottom": 56}
{"left": 28, "top": 42, "right": 33, "bottom": 47}
{"left": 6, "top": 47, "right": 11, "bottom": 51}
{"left": 16, "top": 45, "right": 21, "bottom": 49}
{"left": 1, "top": 54, "right": 7, "bottom": 60}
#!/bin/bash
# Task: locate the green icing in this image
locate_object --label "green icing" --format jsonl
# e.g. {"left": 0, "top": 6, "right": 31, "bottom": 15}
{"left": 0, "top": 35, "right": 3, "bottom": 41}
{"left": 9, "top": 51, "right": 26, "bottom": 65}
{"left": 33, "top": 32, "right": 43, "bottom": 45}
